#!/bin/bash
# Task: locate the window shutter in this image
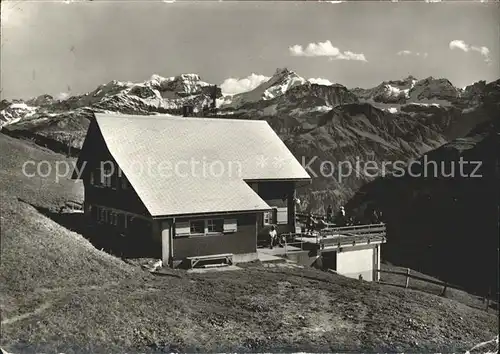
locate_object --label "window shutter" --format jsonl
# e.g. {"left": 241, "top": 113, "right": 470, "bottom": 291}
{"left": 223, "top": 219, "right": 237, "bottom": 233}
{"left": 175, "top": 221, "right": 190, "bottom": 236}
{"left": 276, "top": 207, "right": 288, "bottom": 224}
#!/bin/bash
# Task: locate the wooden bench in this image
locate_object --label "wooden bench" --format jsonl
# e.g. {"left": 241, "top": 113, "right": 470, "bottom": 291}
{"left": 186, "top": 253, "right": 233, "bottom": 269}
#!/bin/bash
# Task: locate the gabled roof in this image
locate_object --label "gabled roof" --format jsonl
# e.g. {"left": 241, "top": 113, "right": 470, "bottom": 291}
{"left": 79, "top": 113, "right": 311, "bottom": 217}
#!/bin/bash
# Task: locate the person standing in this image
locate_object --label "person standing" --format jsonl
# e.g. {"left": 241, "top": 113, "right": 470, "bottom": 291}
{"left": 336, "top": 206, "right": 347, "bottom": 227}
{"left": 306, "top": 212, "right": 314, "bottom": 234}
{"left": 269, "top": 225, "right": 277, "bottom": 249}
{"left": 277, "top": 230, "right": 286, "bottom": 248}
{"left": 326, "top": 204, "right": 333, "bottom": 223}
{"left": 317, "top": 216, "right": 327, "bottom": 230}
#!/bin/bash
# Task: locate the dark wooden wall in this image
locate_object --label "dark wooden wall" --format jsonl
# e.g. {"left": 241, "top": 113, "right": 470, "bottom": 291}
{"left": 80, "top": 120, "right": 149, "bottom": 216}
{"left": 172, "top": 213, "right": 257, "bottom": 261}
{"left": 256, "top": 181, "right": 295, "bottom": 202}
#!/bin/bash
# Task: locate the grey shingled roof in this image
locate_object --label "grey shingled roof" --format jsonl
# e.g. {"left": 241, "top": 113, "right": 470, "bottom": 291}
{"left": 94, "top": 113, "right": 311, "bottom": 217}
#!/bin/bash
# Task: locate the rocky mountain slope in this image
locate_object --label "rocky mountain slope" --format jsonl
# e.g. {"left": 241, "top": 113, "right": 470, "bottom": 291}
{"left": 351, "top": 75, "right": 462, "bottom": 107}
{"left": 1, "top": 69, "right": 497, "bottom": 213}
{"left": 346, "top": 79, "right": 500, "bottom": 294}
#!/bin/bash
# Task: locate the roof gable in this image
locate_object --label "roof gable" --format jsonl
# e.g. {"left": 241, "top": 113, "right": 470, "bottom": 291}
{"left": 84, "top": 113, "right": 310, "bottom": 217}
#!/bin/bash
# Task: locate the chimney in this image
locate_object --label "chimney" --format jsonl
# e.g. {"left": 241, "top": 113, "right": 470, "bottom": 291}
{"left": 182, "top": 105, "right": 193, "bottom": 117}
{"left": 211, "top": 85, "right": 218, "bottom": 116}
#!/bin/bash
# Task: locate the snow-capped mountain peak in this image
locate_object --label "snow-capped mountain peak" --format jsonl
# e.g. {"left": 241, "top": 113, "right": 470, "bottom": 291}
{"left": 351, "top": 76, "right": 417, "bottom": 104}
{"left": 408, "top": 77, "right": 460, "bottom": 103}
{"left": 220, "top": 68, "right": 306, "bottom": 108}
{"left": 0, "top": 102, "right": 38, "bottom": 126}
{"left": 351, "top": 75, "right": 461, "bottom": 109}
{"left": 259, "top": 67, "right": 306, "bottom": 100}
{"left": 144, "top": 73, "right": 213, "bottom": 95}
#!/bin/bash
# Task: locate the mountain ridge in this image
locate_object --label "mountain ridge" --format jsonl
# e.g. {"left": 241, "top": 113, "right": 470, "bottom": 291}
{"left": 1, "top": 69, "right": 498, "bottom": 213}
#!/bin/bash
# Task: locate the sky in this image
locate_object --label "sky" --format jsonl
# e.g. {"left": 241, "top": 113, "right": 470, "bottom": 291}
{"left": 1, "top": 0, "right": 499, "bottom": 100}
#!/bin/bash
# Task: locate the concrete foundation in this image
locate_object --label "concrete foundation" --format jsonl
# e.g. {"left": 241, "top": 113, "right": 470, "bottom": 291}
{"left": 233, "top": 252, "right": 259, "bottom": 264}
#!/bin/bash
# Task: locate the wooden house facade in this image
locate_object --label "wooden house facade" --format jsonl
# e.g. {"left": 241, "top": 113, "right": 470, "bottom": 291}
{"left": 73, "top": 113, "right": 311, "bottom": 267}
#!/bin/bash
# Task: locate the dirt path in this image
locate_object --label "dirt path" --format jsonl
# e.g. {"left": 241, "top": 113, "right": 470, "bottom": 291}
{"left": 1, "top": 302, "right": 52, "bottom": 325}
{"left": 466, "top": 335, "right": 499, "bottom": 353}
{"left": 2, "top": 282, "right": 121, "bottom": 326}
{"left": 35, "top": 281, "right": 120, "bottom": 294}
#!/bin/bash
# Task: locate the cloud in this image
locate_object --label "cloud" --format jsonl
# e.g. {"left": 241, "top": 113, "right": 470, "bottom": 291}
{"left": 449, "top": 40, "right": 491, "bottom": 63}
{"left": 289, "top": 40, "right": 367, "bottom": 62}
{"left": 220, "top": 74, "right": 270, "bottom": 95}
{"left": 308, "top": 78, "right": 334, "bottom": 86}
{"left": 449, "top": 40, "right": 469, "bottom": 52}
{"left": 397, "top": 50, "right": 428, "bottom": 58}
{"left": 55, "top": 92, "right": 70, "bottom": 101}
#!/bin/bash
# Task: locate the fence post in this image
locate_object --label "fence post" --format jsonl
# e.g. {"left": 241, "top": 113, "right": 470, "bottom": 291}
{"left": 485, "top": 287, "right": 491, "bottom": 312}
{"left": 441, "top": 282, "right": 448, "bottom": 297}
{"left": 405, "top": 268, "right": 410, "bottom": 289}
{"left": 284, "top": 235, "right": 288, "bottom": 256}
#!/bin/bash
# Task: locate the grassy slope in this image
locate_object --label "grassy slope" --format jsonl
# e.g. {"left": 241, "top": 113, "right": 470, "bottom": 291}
{"left": 0, "top": 196, "right": 141, "bottom": 294}
{"left": 0, "top": 134, "right": 83, "bottom": 210}
{"left": 1, "top": 262, "right": 498, "bottom": 353}
{"left": 379, "top": 264, "right": 498, "bottom": 312}
{"left": 0, "top": 133, "right": 144, "bottom": 322}
{"left": 0, "top": 133, "right": 498, "bottom": 352}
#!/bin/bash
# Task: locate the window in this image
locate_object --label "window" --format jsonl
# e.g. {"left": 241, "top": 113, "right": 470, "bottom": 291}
{"left": 102, "top": 166, "right": 112, "bottom": 188}
{"left": 190, "top": 220, "right": 205, "bottom": 234}
{"left": 123, "top": 214, "right": 128, "bottom": 229}
{"left": 110, "top": 173, "right": 117, "bottom": 190}
{"left": 223, "top": 219, "right": 237, "bottom": 233}
{"left": 110, "top": 212, "right": 118, "bottom": 226}
{"left": 263, "top": 211, "right": 273, "bottom": 225}
{"left": 207, "top": 219, "right": 224, "bottom": 233}
{"left": 175, "top": 221, "right": 190, "bottom": 236}
{"left": 98, "top": 208, "right": 107, "bottom": 224}
{"left": 92, "top": 169, "right": 105, "bottom": 187}
{"left": 121, "top": 177, "right": 128, "bottom": 190}
{"left": 175, "top": 218, "right": 238, "bottom": 237}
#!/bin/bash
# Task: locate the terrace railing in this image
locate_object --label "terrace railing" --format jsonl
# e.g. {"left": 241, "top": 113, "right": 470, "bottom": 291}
{"left": 320, "top": 223, "right": 386, "bottom": 237}
{"left": 319, "top": 223, "right": 387, "bottom": 249}
{"left": 279, "top": 223, "right": 387, "bottom": 253}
